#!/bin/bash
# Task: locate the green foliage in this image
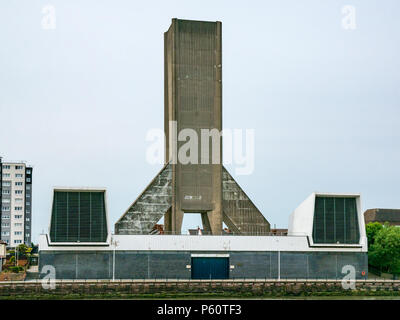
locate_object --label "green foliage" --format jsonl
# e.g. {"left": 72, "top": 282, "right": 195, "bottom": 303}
{"left": 9, "top": 256, "right": 15, "bottom": 264}
{"left": 8, "top": 266, "right": 24, "bottom": 273}
{"left": 368, "top": 223, "right": 400, "bottom": 274}
{"left": 16, "top": 244, "right": 29, "bottom": 256}
{"left": 366, "top": 222, "right": 383, "bottom": 249}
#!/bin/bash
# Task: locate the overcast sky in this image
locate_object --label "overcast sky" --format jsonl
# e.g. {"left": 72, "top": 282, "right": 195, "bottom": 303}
{"left": 1, "top": 0, "right": 399, "bottom": 243}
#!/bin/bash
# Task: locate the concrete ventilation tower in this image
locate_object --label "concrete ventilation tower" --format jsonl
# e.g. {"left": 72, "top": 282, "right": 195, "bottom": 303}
{"left": 115, "top": 19, "right": 270, "bottom": 235}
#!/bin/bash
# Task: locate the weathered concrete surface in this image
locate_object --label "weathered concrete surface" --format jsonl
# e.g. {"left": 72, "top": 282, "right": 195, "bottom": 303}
{"left": 165, "top": 19, "right": 223, "bottom": 235}
{"left": 115, "top": 19, "right": 269, "bottom": 235}
{"left": 114, "top": 164, "right": 172, "bottom": 234}
{"left": 222, "top": 167, "right": 270, "bottom": 234}
{"left": 115, "top": 165, "right": 269, "bottom": 235}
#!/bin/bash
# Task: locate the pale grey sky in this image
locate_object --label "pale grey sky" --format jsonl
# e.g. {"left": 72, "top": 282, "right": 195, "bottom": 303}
{"left": 1, "top": 0, "right": 399, "bottom": 243}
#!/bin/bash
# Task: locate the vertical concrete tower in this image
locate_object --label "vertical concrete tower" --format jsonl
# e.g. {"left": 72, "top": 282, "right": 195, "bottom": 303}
{"left": 163, "top": 19, "right": 223, "bottom": 234}
{"left": 115, "top": 18, "right": 270, "bottom": 235}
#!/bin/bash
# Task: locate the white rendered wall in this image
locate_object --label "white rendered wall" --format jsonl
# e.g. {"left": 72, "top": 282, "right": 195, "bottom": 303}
{"left": 38, "top": 233, "right": 367, "bottom": 253}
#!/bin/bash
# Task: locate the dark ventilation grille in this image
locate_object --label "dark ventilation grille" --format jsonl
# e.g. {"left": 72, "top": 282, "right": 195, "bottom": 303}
{"left": 50, "top": 191, "right": 107, "bottom": 242}
{"left": 312, "top": 197, "right": 360, "bottom": 244}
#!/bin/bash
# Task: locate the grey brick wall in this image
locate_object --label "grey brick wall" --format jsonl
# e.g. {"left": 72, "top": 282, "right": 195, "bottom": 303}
{"left": 39, "top": 250, "right": 368, "bottom": 280}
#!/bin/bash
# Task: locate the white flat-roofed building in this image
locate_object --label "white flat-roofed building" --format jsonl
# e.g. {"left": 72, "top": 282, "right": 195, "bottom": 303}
{"left": 38, "top": 190, "right": 368, "bottom": 280}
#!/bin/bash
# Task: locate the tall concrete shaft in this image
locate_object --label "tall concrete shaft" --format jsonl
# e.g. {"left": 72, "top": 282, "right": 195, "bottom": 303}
{"left": 164, "top": 19, "right": 223, "bottom": 235}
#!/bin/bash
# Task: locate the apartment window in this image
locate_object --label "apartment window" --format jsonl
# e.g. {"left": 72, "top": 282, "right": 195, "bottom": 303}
{"left": 26, "top": 202, "right": 30, "bottom": 206}
{"left": 14, "top": 207, "right": 23, "bottom": 211}
{"left": 15, "top": 166, "right": 24, "bottom": 170}
{"left": 2, "top": 181, "right": 11, "bottom": 187}
{"left": 2, "top": 190, "right": 10, "bottom": 195}
{"left": 26, "top": 225, "right": 30, "bottom": 229}
{"left": 2, "top": 199, "right": 10, "bottom": 204}
{"left": 14, "top": 231, "right": 22, "bottom": 235}
{"left": 2, "top": 215, "right": 10, "bottom": 219}
{"left": 1, "top": 231, "right": 10, "bottom": 236}
{"left": 3, "top": 173, "right": 10, "bottom": 178}
{"left": 2, "top": 206, "right": 10, "bottom": 211}
{"left": 26, "top": 178, "right": 31, "bottom": 182}
{"left": 15, "top": 182, "right": 23, "bottom": 186}
{"left": 14, "top": 223, "right": 23, "bottom": 227}
{"left": 15, "top": 199, "right": 23, "bottom": 203}
{"left": 14, "top": 240, "right": 22, "bottom": 244}
{"left": 26, "top": 185, "right": 31, "bottom": 190}
{"left": 26, "top": 194, "right": 31, "bottom": 198}
{"left": 15, "top": 190, "right": 23, "bottom": 195}
{"left": 2, "top": 165, "right": 10, "bottom": 170}
{"left": 26, "top": 218, "right": 30, "bottom": 221}
{"left": 2, "top": 223, "right": 10, "bottom": 227}
{"left": 25, "top": 234, "right": 30, "bottom": 237}
{"left": 26, "top": 210, "right": 30, "bottom": 214}
{"left": 14, "top": 215, "right": 23, "bottom": 219}
{"left": 26, "top": 169, "right": 31, "bottom": 174}
{"left": 15, "top": 173, "right": 23, "bottom": 178}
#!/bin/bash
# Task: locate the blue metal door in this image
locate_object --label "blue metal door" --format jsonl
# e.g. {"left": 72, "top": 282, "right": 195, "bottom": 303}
{"left": 191, "top": 257, "right": 229, "bottom": 279}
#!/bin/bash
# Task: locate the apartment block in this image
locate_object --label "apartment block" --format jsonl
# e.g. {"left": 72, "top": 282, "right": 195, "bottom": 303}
{"left": 0, "top": 157, "right": 32, "bottom": 247}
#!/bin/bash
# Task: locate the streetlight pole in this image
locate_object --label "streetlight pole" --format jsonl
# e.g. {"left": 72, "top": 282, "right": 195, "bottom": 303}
{"left": 111, "top": 236, "right": 119, "bottom": 281}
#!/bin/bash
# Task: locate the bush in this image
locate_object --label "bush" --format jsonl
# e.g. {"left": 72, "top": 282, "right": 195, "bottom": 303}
{"left": 368, "top": 223, "right": 400, "bottom": 274}
{"left": 8, "top": 266, "right": 24, "bottom": 273}
{"left": 366, "top": 222, "right": 383, "bottom": 249}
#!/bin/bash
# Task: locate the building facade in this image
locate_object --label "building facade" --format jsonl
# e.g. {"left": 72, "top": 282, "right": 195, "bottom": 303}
{"left": 0, "top": 158, "right": 32, "bottom": 247}
{"left": 39, "top": 191, "right": 368, "bottom": 280}
{"left": 364, "top": 208, "right": 400, "bottom": 226}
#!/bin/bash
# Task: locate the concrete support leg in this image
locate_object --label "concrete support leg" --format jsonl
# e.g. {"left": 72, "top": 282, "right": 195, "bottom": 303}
{"left": 206, "top": 209, "right": 222, "bottom": 235}
{"left": 201, "top": 213, "right": 212, "bottom": 234}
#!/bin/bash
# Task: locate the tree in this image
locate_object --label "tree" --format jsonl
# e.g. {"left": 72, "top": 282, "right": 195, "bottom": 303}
{"left": 369, "top": 223, "right": 400, "bottom": 274}
{"left": 366, "top": 222, "right": 383, "bottom": 249}
{"left": 16, "top": 244, "right": 29, "bottom": 256}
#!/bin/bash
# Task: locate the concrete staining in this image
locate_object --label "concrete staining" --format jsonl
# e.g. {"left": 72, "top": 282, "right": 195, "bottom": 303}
{"left": 115, "top": 18, "right": 270, "bottom": 235}
{"left": 115, "top": 164, "right": 270, "bottom": 235}
{"left": 115, "top": 164, "right": 172, "bottom": 235}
